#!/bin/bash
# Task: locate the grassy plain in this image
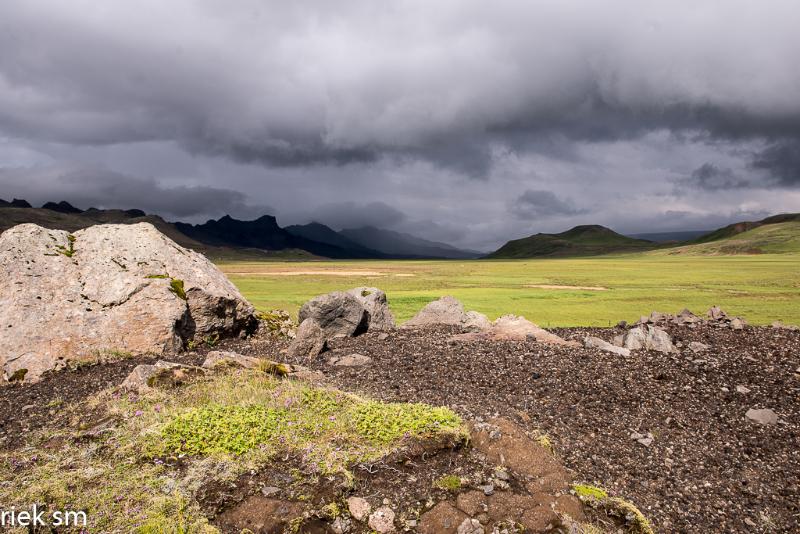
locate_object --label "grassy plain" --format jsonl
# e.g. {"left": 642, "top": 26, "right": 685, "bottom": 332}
{"left": 218, "top": 253, "right": 800, "bottom": 327}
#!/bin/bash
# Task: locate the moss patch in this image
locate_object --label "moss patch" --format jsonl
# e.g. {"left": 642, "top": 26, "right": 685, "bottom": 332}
{"left": 433, "top": 474, "right": 462, "bottom": 491}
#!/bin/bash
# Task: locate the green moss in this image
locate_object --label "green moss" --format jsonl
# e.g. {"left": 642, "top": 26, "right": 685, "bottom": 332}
{"left": 148, "top": 375, "right": 466, "bottom": 473}
{"left": 572, "top": 484, "right": 608, "bottom": 500}
{"left": 536, "top": 433, "right": 554, "bottom": 453}
{"left": 607, "top": 497, "right": 654, "bottom": 534}
{"left": 350, "top": 400, "right": 462, "bottom": 445}
{"left": 256, "top": 360, "right": 291, "bottom": 377}
{"left": 433, "top": 475, "right": 462, "bottom": 491}
{"left": 170, "top": 278, "right": 187, "bottom": 300}
{"left": 145, "top": 274, "right": 171, "bottom": 279}
{"left": 361, "top": 289, "right": 372, "bottom": 297}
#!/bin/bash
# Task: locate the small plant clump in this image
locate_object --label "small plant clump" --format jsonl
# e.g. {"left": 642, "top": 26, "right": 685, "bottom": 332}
{"left": 433, "top": 474, "right": 462, "bottom": 491}
{"left": 169, "top": 278, "right": 187, "bottom": 300}
{"left": 55, "top": 234, "right": 76, "bottom": 257}
{"left": 572, "top": 483, "right": 654, "bottom": 534}
{"left": 256, "top": 359, "right": 291, "bottom": 376}
{"left": 144, "top": 274, "right": 187, "bottom": 300}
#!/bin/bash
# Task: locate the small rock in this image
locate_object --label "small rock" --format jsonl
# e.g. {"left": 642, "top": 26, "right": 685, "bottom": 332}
{"left": 583, "top": 336, "right": 631, "bottom": 356}
{"left": 202, "top": 350, "right": 261, "bottom": 370}
{"left": 347, "top": 496, "right": 371, "bottom": 522}
{"left": 494, "top": 467, "right": 510, "bottom": 481}
{"left": 688, "top": 341, "right": 709, "bottom": 353}
{"left": 478, "top": 484, "right": 494, "bottom": 496}
{"left": 630, "top": 431, "right": 654, "bottom": 447}
{"left": 329, "top": 353, "right": 373, "bottom": 367}
{"left": 744, "top": 518, "right": 757, "bottom": 527}
{"left": 745, "top": 408, "right": 778, "bottom": 425}
{"left": 730, "top": 317, "right": 745, "bottom": 330}
{"left": 377, "top": 332, "right": 390, "bottom": 341}
{"left": 735, "top": 385, "right": 751, "bottom": 394}
{"left": 457, "top": 518, "right": 484, "bottom": 534}
{"left": 368, "top": 506, "right": 395, "bottom": 533}
{"left": 331, "top": 516, "right": 350, "bottom": 534}
{"left": 261, "top": 486, "right": 281, "bottom": 497}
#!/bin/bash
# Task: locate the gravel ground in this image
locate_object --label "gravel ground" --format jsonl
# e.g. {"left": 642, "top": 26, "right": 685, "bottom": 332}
{"left": 2, "top": 324, "right": 797, "bottom": 532}
{"left": 278, "top": 324, "right": 800, "bottom": 533}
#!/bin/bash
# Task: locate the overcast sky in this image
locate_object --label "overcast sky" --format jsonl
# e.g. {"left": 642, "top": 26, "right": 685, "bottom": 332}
{"left": 1, "top": 1, "right": 799, "bottom": 251}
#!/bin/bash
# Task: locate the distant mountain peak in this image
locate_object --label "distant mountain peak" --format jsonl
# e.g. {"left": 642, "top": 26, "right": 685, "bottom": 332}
{"left": 42, "top": 200, "right": 83, "bottom": 214}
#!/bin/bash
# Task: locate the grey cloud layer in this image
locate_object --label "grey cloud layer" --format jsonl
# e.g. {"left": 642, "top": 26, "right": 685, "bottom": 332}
{"left": 1, "top": 1, "right": 799, "bottom": 250}
{"left": 2, "top": 1, "right": 799, "bottom": 176}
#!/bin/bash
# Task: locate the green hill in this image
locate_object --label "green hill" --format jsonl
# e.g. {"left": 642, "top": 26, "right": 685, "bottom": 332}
{"left": 485, "top": 225, "right": 655, "bottom": 259}
{"left": 691, "top": 213, "right": 800, "bottom": 244}
{"left": 652, "top": 221, "right": 800, "bottom": 255}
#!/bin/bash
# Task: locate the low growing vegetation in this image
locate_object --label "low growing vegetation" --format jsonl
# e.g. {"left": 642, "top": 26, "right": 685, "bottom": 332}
{"left": 0, "top": 369, "right": 466, "bottom": 532}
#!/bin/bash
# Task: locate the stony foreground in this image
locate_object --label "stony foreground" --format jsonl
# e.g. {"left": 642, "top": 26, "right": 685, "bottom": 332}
{"left": 1, "top": 322, "right": 798, "bottom": 532}
{"left": 279, "top": 323, "right": 799, "bottom": 533}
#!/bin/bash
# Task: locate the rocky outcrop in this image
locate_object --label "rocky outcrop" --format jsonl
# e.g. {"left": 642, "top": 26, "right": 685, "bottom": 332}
{"left": 636, "top": 306, "right": 746, "bottom": 330}
{"left": 289, "top": 287, "right": 394, "bottom": 358}
{"left": 0, "top": 223, "right": 256, "bottom": 382}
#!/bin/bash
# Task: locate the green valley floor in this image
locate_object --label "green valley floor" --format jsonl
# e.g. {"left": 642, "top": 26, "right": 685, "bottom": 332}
{"left": 218, "top": 254, "right": 800, "bottom": 327}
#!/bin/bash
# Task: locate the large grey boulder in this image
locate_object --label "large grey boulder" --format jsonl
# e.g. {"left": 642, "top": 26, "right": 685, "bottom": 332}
{"left": 288, "top": 319, "right": 330, "bottom": 359}
{"left": 623, "top": 325, "right": 676, "bottom": 353}
{"left": 403, "top": 296, "right": 466, "bottom": 327}
{"left": 346, "top": 287, "right": 395, "bottom": 331}
{"left": 289, "top": 287, "right": 395, "bottom": 359}
{"left": 298, "top": 291, "right": 369, "bottom": 337}
{"left": 0, "top": 223, "right": 256, "bottom": 382}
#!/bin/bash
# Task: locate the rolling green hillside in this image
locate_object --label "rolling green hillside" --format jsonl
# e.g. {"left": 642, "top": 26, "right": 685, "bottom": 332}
{"left": 485, "top": 225, "right": 655, "bottom": 258}
{"left": 652, "top": 221, "right": 800, "bottom": 255}
{"left": 691, "top": 213, "right": 800, "bottom": 244}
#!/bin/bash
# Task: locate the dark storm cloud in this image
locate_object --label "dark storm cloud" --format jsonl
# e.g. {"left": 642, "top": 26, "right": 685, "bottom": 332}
{"left": 750, "top": 141, "right": 800, "bottom": 187}
{"left": 679, "top": 163, "right": 752, "bottom": 191}
{"left": 1, "top": 1, "right": 799, "bottom": 176}
{"left": 510, "top": 190, "right": 586, "bottom": 220}
{"left": 0, "top": 165, "right": 272, "bottom": 220}
{"left": 0, "top": 1, "right": 799, "bottom": 249}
